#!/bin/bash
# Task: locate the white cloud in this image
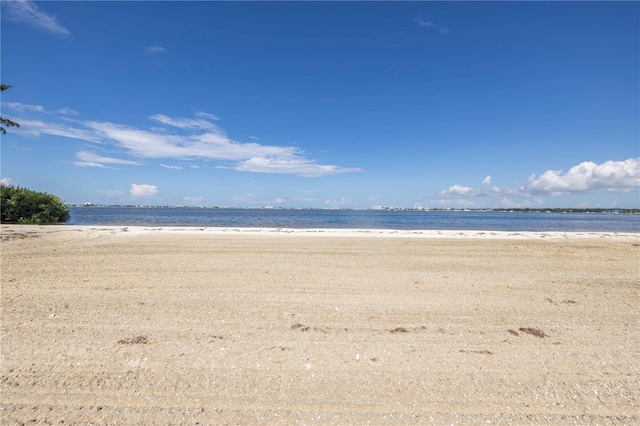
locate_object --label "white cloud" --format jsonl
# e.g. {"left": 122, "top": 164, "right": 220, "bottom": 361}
{"left": 84, "top": 120, "right": 299, "bottom": 162}
{"left": 73, "top": 161, "right": 107, "bottom": 168}
{"left": 75, "top": 151, "right": 142, "bottom": 167}
{"left": 527, "top": 158, "right": 639, "bottom": 195}
{"left": 3, "top": 0, "right": 71, "bottom": 35}
{"left": 145, "top": 46, "right": 166, "bottom": 54}
{"left": 130, "top": 184, "right": 158, "bottom": 197}
{"left": 13, "top": 111, "right": 361, "bottom": 177}
{"left": 439, "top": 184, "right": 477, "bottom": 198}
{"left": 232, "top": 157, "right": 362, "bottom": 177}
{"left": 160, "top": 164, "right": 182, "bottom": 170}
{"left": 482, "top": 175, "right": 492, "bottom": 186}
{"left": 0, "top": 177, "right": 12, "bottom": 186}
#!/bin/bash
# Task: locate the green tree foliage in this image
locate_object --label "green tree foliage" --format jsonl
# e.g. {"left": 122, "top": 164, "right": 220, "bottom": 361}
{"left": 1, "top": 84, "right": 20, "bottom": 134}
{"left": 0, "top": 184, "right": 70, "bottom": 224}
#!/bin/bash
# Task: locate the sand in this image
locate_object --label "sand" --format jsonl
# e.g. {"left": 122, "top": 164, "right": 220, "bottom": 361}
{"left": 1, "top": 225, "right": 639, "bottom": 424}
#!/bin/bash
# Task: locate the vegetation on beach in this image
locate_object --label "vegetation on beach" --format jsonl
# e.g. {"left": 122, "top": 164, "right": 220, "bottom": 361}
{"left": 0, "top": 184, "right": 70, "bottom": 224}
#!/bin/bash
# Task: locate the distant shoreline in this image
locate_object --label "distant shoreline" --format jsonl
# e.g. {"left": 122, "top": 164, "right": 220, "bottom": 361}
{"left": 68, "top": 204, "right": 640, "bottom": 214}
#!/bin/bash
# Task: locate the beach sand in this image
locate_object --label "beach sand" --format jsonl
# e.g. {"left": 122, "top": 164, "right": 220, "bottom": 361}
{"left": 1, "top": 225, "right": 639, "bottom": 424}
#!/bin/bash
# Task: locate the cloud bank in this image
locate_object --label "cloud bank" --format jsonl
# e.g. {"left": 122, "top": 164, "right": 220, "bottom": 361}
{"left": 437, "top": 158, "right": 640, "bottom": 205}
{"left": 527, "top": 158, "right": 639, "bottom": 195}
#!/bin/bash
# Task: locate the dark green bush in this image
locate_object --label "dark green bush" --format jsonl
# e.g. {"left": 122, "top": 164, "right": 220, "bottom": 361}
{"left": 0, "top": 184, "right": 70, "bottom": 224}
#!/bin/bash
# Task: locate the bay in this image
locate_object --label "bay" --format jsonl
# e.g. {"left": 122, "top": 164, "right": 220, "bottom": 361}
{"left": 66, "top": 207, "right": 640, "bottom": 233}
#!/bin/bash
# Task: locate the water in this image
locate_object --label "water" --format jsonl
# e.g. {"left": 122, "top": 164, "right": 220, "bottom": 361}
{"left": 66, "top": 207, "right": 640, "bottom": 233}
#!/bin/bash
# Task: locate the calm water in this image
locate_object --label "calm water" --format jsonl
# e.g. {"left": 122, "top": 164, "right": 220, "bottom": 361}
{"left": 67, "top": 207, "right": 640, "bottom": 232}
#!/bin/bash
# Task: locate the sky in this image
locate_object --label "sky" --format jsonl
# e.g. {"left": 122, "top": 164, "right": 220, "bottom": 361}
{"left": 1, "top": 1, "right": 638, "bottom": 209}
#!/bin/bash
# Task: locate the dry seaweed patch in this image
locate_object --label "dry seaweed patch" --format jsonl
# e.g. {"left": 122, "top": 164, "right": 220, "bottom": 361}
{"left": 390, "top": 326, "right": 427, "bottom": 333}
{"left": 460, "top": 349, "right": 493, "bottom": 355}
{"left": 117, "top": 336, "right": 151, "bottom": 345}
{"left": 519, "top": 327, "right": 548, "bottom": 338}
{"left": 270, "top": 346, "right": 292, "bottom": 351}
{"left": 562, "top": 299, "right": 577, "bottom": 304}
{"left": 508, "top": 328, "right": 549, "bottom": 338}
{"left": 290, "top": 323, "right": 327, "bottom": 333}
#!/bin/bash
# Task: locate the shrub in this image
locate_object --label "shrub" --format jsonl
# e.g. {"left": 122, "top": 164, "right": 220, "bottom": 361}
{"left": 0, "top": 184, "right": 70, "bottom": 224}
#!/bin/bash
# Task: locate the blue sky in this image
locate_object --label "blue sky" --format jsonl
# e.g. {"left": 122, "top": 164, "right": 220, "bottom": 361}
{"left": 1, "top": 1, "right": 638, "bottom": 208}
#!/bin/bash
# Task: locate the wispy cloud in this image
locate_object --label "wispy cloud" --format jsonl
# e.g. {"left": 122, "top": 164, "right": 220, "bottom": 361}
{"left": 2, "top": 102, "right": 45, "bottom": 113}
{"left": 74, "top": 151, "right": 142, "bottom": 168}
{"left": 160, "top": 163, "right": 182, "bottom": 170}
{"left": 0, "top": 177, "right": 13, "bottom": 186}
{"left": 11, "top": 108, "right": 361, "bottom": 177}
{"left": 3, "top": 102, "right": 78, "bottom": 116}
{"left": 56, "top": 107, "right": 79, "bottom": 116}
{"left": 2, "top": 0, "right": 70, "bottom": 36}
{"left": 16, "top": 119, "right": 102, "bottom": 142}
{"left": 149, "top": 114, "right": 222, "bottom": 132}
{"left": 195, "top": 112, "right": 220, "bottom": 121}
{"left": 413, "top": 14, "right": 449, "bottom": 34}
{"left": 145, "top": 46, "right": 167, "bottom": 54}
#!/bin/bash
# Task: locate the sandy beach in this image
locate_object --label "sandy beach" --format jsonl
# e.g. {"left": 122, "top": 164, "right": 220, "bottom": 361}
{"left": 1, "top": 225, "right": 638, "bottom": 424}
